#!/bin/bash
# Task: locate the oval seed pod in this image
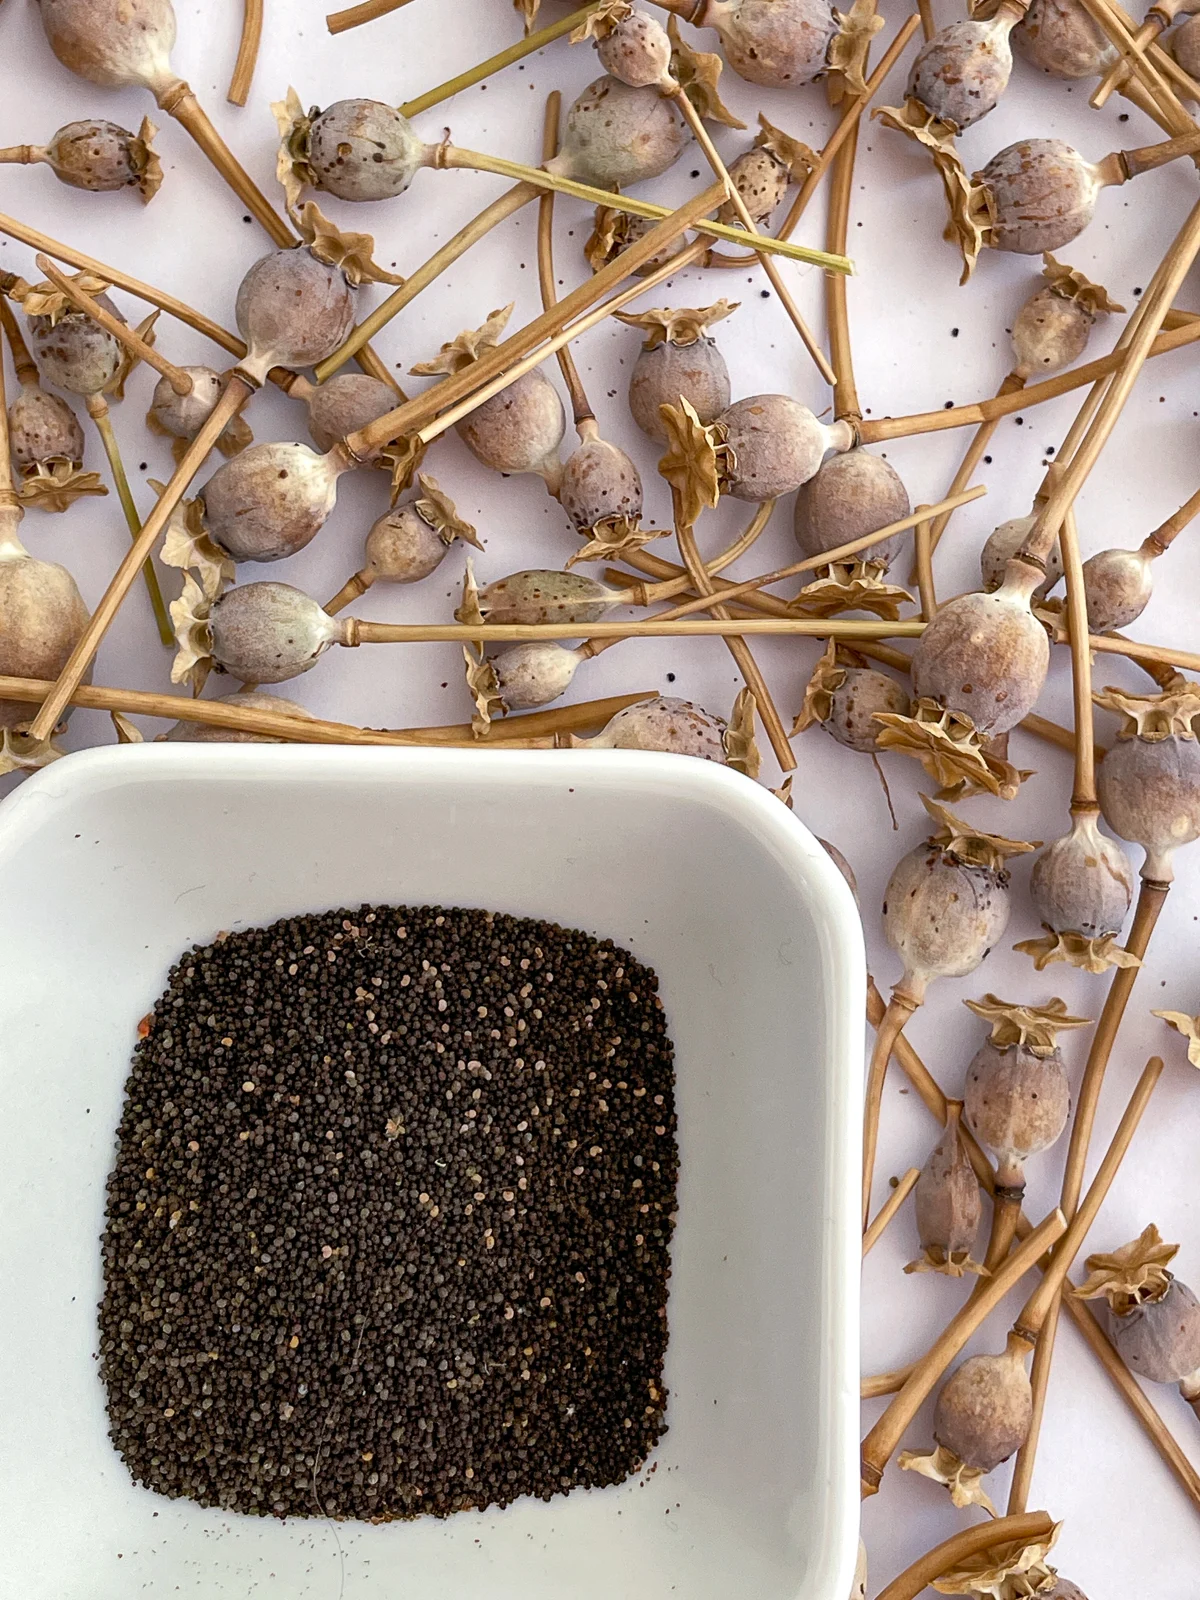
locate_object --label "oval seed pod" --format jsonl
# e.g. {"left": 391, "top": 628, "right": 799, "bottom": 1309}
{"left": 622, "top": 303, "right": 735, "bottom": 441}
{"left": 962, "top": 996, "right": 1077, "bottom": 1188}
{"left": 1011, "top": 286, "right": 1094, "bottom": 379}
{"left": 1076, "top": 1227, "right": 1200, "bottom": 1406}
{"left": 235, "top": 248, "right": 356, "bottom": 383}
{"left": 698, "top": 0, "right": 838, "bottom": 88}
{"left": 906, "top": 1102, "right": 984, "bottom": 1276}
{"left": 32, "top": 117, "right": 160, "bottom": 196}
{"left": 36, "top": 0, "right": 176, "bottom": 91}
{"left": 492, "top": 641, "right": 586, "bottom": 711}
{"left": 827, "top": 668, "right": 910, "bottom": 753}
{"left": 164, "top": 689, "right": 315, "bottom": 742}
{"left": 1095, "top": 685, "right": 1200, "bottom": 881}
{"left": 723, "top": 146, "right": 790, "bottom": 225}
{"left": 456, "top": 369, "right": 566, "bottom": 490}
{"left": 1081, "top": 543, "right": 1154, "bottom": 632}
{"left": 720, "top": 395, "right": 854, "bottom": 502}
{"left": 303, "top": 373, "right": 397, "bottom": 462}
{"left": 0, "top": 544, "right": 91, "bottom": 729}
{"left": 304, "top": 99, "right": 424, "bottom": 202}
{"left": 200, "top": 442, "right": 348, "bottom": 564}
{"left": 8, "top": 382, "right": 85, "bottom": 471}
{"left": 1014, "top": 0, "right": 1118, "bottom": 79}
{"left": 581, "top": 695, "right": 730, "bottom": 758}
{"left": 209, "top": 582, "right": 347, "bottom": 684}
{"left": 819, "top": 838, "right": 859, "bottom": 899}
{"left": 933, "top": 1333, "right": 1033, "bottom": 1474}
{"left": 1024, "top": 811, "right": 1135, "bottom": 966}
{"left": 794, "top": 449, "right": 910, "bottom": 571}
{"left": 980, "top": 513, "right": 1063, "bottom": 597}
{"left": 473, "top": 569, "right": 619, "bottom": 627}
{"left": 357, "top": 502, "right": 467, "bottom": 588}
{"left": 906, "top": 7, "right": 1023, "bottom": 132}
{"left": 559, "top": 434, "right": 643, "bottom": 534}
{"left": 1043, "top": 1584, "right": 1089, "bottom": 1600}
{"left": 28, "top": 293, "right": 124, "bottom": 396}
{"left": 596, "top": 11, "right": 674, "bottom": 86}
{"left": 148, "top": 366, "right": 253, "bottom": 459}
{"left": 549, "top": 75, "right": 684, "bottom": 189}
{"left": 1171, "top": 12, "right": 1200, "bottom": 76}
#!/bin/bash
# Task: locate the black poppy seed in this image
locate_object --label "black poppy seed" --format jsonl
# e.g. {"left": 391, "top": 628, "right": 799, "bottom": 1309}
{"left": 98, "top": 904, "right": 677, "bottom": 1522}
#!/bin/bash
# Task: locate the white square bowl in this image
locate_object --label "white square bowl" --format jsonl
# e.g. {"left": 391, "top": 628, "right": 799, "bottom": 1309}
{"left": 0, "top": 745, "right": 862, "bottom": 1600}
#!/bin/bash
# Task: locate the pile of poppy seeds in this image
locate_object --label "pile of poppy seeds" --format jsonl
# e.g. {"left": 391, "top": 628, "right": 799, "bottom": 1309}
{"left": 98, "top": 903, "right": 678, "bottom": 1520}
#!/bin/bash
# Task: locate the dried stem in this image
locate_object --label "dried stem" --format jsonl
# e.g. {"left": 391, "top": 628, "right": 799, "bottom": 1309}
{"left": 328, "top": 0, "right": 415, "bottom": 32}
{"left": 863, "top": 992, "right": 919, "bottom": 1229}
{"left": 1082, "top": 0, "right": 1200, "bottom": 115}
{"left": 912, "top": 509, "right": 936, "bottom": 620}
{"left": 398, "top": 4, "right": 603, "bottom": 118}
{"left": 1146, "top": 481, "right": 1200, "bottom": 553}
{"left": 0, "top": 294, "right": 38, "bottom": 385}
{"left": 228, "top": 0, "right": 264, "bottom": 105}
{"left": 863, "top": 1166, "right": 920, "bottom": 1256}
{"left": 1094, "top": 16, "right": 1164, "bottom": 106}
{"left": 916, "top": 0, "right": 935, "bottom": 39}
{"left": 28, "top": 375, "right": 255, "bottom": 743}
{"left": 924, "top": 373, "right": 1024, "bottom": 567}
{"left": 875, "top": 1513, "right": 1056, "bottom": 1600}
{"left": 1087, "top": 633, "right": 1200, "bottom": 675}
{"left": 83, "top": 395, "right": 173, "bottom": 647}
{"left": 825, "top": 119, "right": 860, "bottom": 421}
{"left": 1059, "top": 504, "right": 1096, "bottom": 810}
{"left": 859, "top": 1210, "right": 1067, "bottom": 1496}
{"left": 35, "top": 256, "right": 193, "bottom": 397}
{"left": 350, "top": 617, "right": 924, "bottom": 644}
{"left": 538, "top": 93, "right": 592, "bottom": 428}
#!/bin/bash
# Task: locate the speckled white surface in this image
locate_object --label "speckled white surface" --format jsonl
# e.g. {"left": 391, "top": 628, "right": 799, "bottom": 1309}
{"left": 2, "top": 0, "right": 1200, "bottom": 1593}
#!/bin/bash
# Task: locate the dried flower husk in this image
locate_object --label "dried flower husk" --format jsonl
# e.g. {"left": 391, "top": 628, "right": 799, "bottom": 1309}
{"left": 0, "top": 728, "right": 65, "bottom": 775}
{"left": 147, "top": 366, "right": 254, "bottom": 463}
{"left": 200, "top": 441, "right": 348, "bottom": 564}
{"left": 977, "top": 139, "right": 1107, "bottom": 256}
{"left": 559, "top": 435, "right": 644, "bottom": 535}
{"left": 164, "top": 689, "right": 316, "bottom": 743}
{"left": 1018, "top": 811, "right": 1136, "bottom": 971}
{"left": 1080, "top": 544, "right": 1154, "bottom": 633}
{"left": 1154, "top": 1007, "right": 1200, "bottom": 1066}
{"left": 881, "top": 796, "right": 1035, "bottom": 1001}
{"left": 467, "top": 568, "right": 619, "bottom": 627}
{"left": 905, "top": 7, "right": 1023, "bottom": 133}
{"left": 303, "top": 373, "right": 398, "bottom": 465}
{"left": 716, "top": 395, "right": 854, "bottom": 503}
{"left": 697, "top": 0, "right": 838, "bottom": 89}
{"left": 34, "top": 115, "right": 162, "bottom": 200}
{"left": 874, "top": 698, "right": 1032, "bottom": 800}
{"left": 573, "top": 694, "right": 730, "bottom": 759}
{"left": 793, "top": 642, "right": 910, "bottom": 750}
{"left": 1095, "top": 684, "right": 1200, "bottom": 880}
{"left": 789, "top": 561, "right": 914, "bottom": 620}
{"left": 585, "top": 207, "right": 691, "bottom": 276}
{"left": 548, "top": 74, "right": 685, "bottom": 189}
{"left": 595, "top": 10, "right": 673, "bottom": 87}
{"left": 26, "top": 289, "right": 125, "bottom": 397}
{"left": 663, "top": 16, "right": 746, "bottom": 127}
{"left": 931, "top": 1522, "right": 1062, "bottom": 1599}
{"left": 468, "top": 641, "right": 585, "bottom": 728}
{"left": 0, "top": 535, "right": 91, "bottom": 730}
{"left": 622, "top": 304, "right": 735, "bottom": 440}
{"left": 906, "top": 1101, "right": 986, "bottom": 1276}
{"left": 17, "top": 459, "right": 107, "bottom": 513}
{"left": 872, "top": 100, "right": 992, "bottom": 282}
{"left": 277, "top": 94, "right": 425, "bottom": 204}
{"left": 980, "top": 513, "right": 1062, "bottom": 597}
{"left": 723, "top": 687, "right": 761, "bottom": 777}
{"left": 235, "top": 247, "right": 356, "bottom": 384}
{"left": 963, "top": 996, "right": 1080, "bottom": 1180}
{"left": 198, "top": 580, "right": 348, "bottom": 686}
{"left": 1077, "top": 1227, "right": 1200, "bottom": 1395}
{"left": 156, "top": 482, "right": 235, "bottom": 602}
{"left": 1014, "top": 0, "right": 1117, "bottom": 79}
{"left": 794, "top": 449, "right": 910, "bottom": 571}
{"left": 36, "top": 0, "right": 176, "bottom": 91}
{"left": 1075, "top": 1223, "right": 1179, "bottom": 1309}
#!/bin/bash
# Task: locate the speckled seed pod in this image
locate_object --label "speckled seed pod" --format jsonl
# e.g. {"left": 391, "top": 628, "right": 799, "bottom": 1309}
{"left": 1108, "top": 1278, "right": 1200, "bottom": 1385}
{"left": 1014, "top": 0, "right": 1118, "bottom": 79}
{"left": 979, "top": 139, "right": 1103, "bottom": 255}
{"left": 1098, "top": 734, "right": 1200, "bottom": 881}
{"left": 1081, "top": 545, "right": 1154, "bottom": 632}
{"left": 28, "top": 295, "right": 124, "bottom": 397}
{"left": 558, "top": 436, "right": 643, "bottom": 532}
{"left": 629, "top": 340, "right": 731, "bottom": 440}
{"left": 819, "top": 838, "right": 859, "bottom": 899}
{"left": 200, "top": 442, "right": 344, "bottom": 564}
{"left": 794, "top": 448, "right": 909, "bottom": 570}
{"left": 722, "top": 146, "right": 790, "bottom": 224}
{"left": 1171, "top": 13, "right": 1200, "bottom": 78}
{"left": 703, "top": 0, "right": 837, "bottom": 88}
{"left": 911, "top": 1104, "right": 984, "bottom": 1271}
{"left": 148, "top": 366, "right": 250, "bottom": 456}
{"left": 304, "top": 373, "right": 396, "bottom": 462}
{"left": 8, "top": 384, "right": 84, "bottom": 469}
{"left": 361, "top": 505, "right": 452, "bottom": 585}
{"left": 911, "top": 563, "right": 1050, "bottom": 738}
{"left": 456, "top": 370, "right": 565, "bottom": 487}
{"left": 964, "top": 1034, "right": 1071, "bottom": 1173}
{"left": 980, "top": 513, "right": 1063, "bottom": 597}
{"left": 36, "top": 0, "right": 176, "bottom": 90}
{"left": 882, "top": 840, "right": 1013, "bottom": 995}
{"left": 0, "top": 551, "right": 91, "bottom": 728}
{"left": 907, "top": 12, "right": 1019, "bottom": 132}
{"left": 721, "top": 395, "right": 854, "bottom": 502}
{"left": 597, "top": 12, "right": 673, "bottom": 86}
{"left": 1042, "top": 1583, "right": 1089, "bottom": 1600}
{"left": 492, "top": 642, "right": 583, "bottom": 709}
{"left": 209, "top": 582, "right": 346, "bottom": 684}
{"left": 825, "top": 668, "right": 910, "bottom": 752}
{"left": 306, "top": 100, "right": 424, "bottom": 202}
{"left": 476, "top": 570, "right": 616, "bottom": 626}
{"left": 551, "top": 75, "right": 684, "bottom": 189}
{"left": 581, "top": 696, "right": 729, "bottom": 758}
{"left": 1011, "top": 286, "right": 1094, "bottom": 378}
{"left": 934, "top": 1335, "right": 1032, "bottom": 1472}
{"left": 1030, "top": 813, "right": 1134, "bottom": 939}
{"left": 164, "top": 690, "right": 315, "bottom": 742}
{"left": 39, "top": 119, "right": 148, "bottom": 191}
{"left": 235, "top": 249, "right": 356, "bottom": 383}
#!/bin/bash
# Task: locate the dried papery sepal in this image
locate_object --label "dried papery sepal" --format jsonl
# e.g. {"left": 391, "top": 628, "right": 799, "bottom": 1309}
{"left": 899, "top": 1444, "right": 996, "bottom": 1514}
{"left": 963, "top": 993, "right": 1090, "bottom": 1054}
{"left": 1014, "top": 0, "right": 1118, "bottom": 78}
{"left": 5, "top": 115, "right": 163, "bottom": 200}
{"left": 790, "top": 561, "right": 914, "bottom": 620}
{"left": 657, "top": 398, "right": 726, "bottom": 526}
{"left": 1154, "top": 1007, "right": 1200, "bottom": 1065}
{"left": 567, "top": 514, "right": 669, "bottom": 566}
{"left": 0, "top": 727, "right": 65, "bottom": 774}
{"left": 584, "top": 205, "right": 692, "bottom": 276}
{"left": 1073, "top": 1222, "right": 1178, "bottom": 1308}
{"left": 1016, "top": 926, "right": 1140, "bottom": 972}
{"left": 872, "top": 101, "right": 992, "bottom": 282}
{"left": 147, "top": 365, "right": 254, "bottom": 463}
{"left": 875, "top": 697, "right": 1033, "bottom": 800}
{"left": 17, "top": 460, "right": 107, "bottom": 512}
{"left": 826, "top": 0, "right": 885, "bottom": 99}
{"left": 723, "top": 687, "right": 761, "bottom": 777}
{"left": 930, "top": 1522, "right": 1062, "bottom": 1598}
{"left": 155, "top": 482, "right": 235, "bottom": 602}
{"left": 905, "top": 1101, "right": 986, "bottom": 1277}
{"left": 616, "top": 300, "right": 739, "bottom": 349}
{"left": 792, "top": 639, "right": 910, "bottom": 750}
{"left": 571, "top": 0, "right": 633, "bottom": 44}
{"left": 110, "top": 708, "right": 143, "bottom": 743}
{"left": 292, "top": 202, "right": 403, "bottom": 287}
{"left": 168, "top": 573, "right": 215, "bottom": 691}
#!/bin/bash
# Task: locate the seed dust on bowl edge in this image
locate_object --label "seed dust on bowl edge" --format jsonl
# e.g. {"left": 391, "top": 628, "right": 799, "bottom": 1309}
{"left": 0, "top": 744, "right": 862, "bottom": 1600}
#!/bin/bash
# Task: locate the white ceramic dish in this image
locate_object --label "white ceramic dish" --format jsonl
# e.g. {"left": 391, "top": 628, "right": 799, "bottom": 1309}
{"left": 0, "top": 745, "right": 862, "bottom": 1600}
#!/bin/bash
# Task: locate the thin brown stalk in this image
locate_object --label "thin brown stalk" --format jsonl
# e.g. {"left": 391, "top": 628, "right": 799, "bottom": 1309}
{"left": 924, "top": 373, "right": 1024, "bottom": 567}
{"left": 863, "top": 1167, "right": 920, "bottom": 1256}
{"left": 35, "top": 255, "right": 192, "bottom": 396}
{"left": 1088, "top": 632, "right": 1200, "bottom": 675}
{"left": 1083, "top": 0, "right": 1200, "bottom": 116}
{"left": 825, "top": 118, "right": 860, "bottom": 422}
{"left": 912, "top": 509, "right": 936, "bottom": 619}
{"left": 862, "top": 992, "right": 919, "bottom": 1229}
{"left": 875, "top": 1514, "right": 1056, "bottom": 1600}
{"left": 84, "top": 395, "right": 173, "bottom": 647}
{"left": 327, "top": 0, "right": 414, "bottom": 34}
{"left": 228, "top": 0, "right": 264, "bottom": 105}
{"left": 348, "top": 617, "right": 923, "bottom": 645}
{"left": 0, "top": 294, "right": 38, "bottom": 384}
{"left": 1059, "top": 503, "right": 1096, "bottom": 810}
{"left": 538, "top": 93, "right": 592, "bottom": 428}
{"left": 1147, "top": 480, "right": 1200, "bottom": 553}
{"left": 916, "top": 0, "right": 935, "bottom": 38}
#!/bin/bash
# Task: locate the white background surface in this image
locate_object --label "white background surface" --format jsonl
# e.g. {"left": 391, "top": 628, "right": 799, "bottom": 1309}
{"left": 2, "top": 0, "right": 1200, "bottom": 1592}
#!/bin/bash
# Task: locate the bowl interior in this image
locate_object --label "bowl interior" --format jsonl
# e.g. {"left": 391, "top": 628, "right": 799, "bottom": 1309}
{"left": 0, "top": 746, "right": 861, "bottom": 1600}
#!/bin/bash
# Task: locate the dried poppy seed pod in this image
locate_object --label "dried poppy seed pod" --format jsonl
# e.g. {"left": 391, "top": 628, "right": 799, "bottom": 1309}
{"left": 794, "top": 449, "right": 910, "bottom": 572}
{"left": 1075, "top": 1226, "right": 1200, "bottom": 1410}
{"left": 980, "top": 513, "right": 1062, "bottom": 597}
{"left": 586, "top": 207, "right": 691, "bottom": 277}
{"left": 1043, "top": 1583, "right": 1088, "bottom": 1600}
{"left": 690, "top": 0, "right": 838, "bottom": 88}
{"left": 493, "top": 642, "right": 587, "bottom": 710}
{"left": 0, "top": 538, "right": 91, "bottom": 729}
{"left": 827, "top": 668, "right": 909, "bottom": 752}
{"left": 906, "top": 4, "right": 1024, "bottom": 132}
{"left": 1021, "top": 811, "right": 1135, "bottom": 969}
{"left": 209, "top": 582, "right": 348, "bottom": 684}
{"left": 559, "top": 432, "right": 643, "bottom": 534}
{"left": 934, "top": 1332, "right": 1033, "bottom": 1475}
{"left": 906, "top": 1102, "right": 984, "bottom": 1277}
{"left": 1014, "top": 0, "right": 1118, "bottom": 78}
{"left": 471, "top": 569, "right": 620, "bottom": 627}
{"left": 235, "top": 248, "right": 356, "bottom": 384}
{"left": 28, "top": 293, "right": 124, "bottom": 397}
{"left": 36, "top": 0, "right": 176, "bottom": 91}
{"left": 148, "top": 366, "right": 252, "bottom": 460}
{"left": 1081, "top": 543, "right": 1155, "bottom": 632}
{"left": 14, "top": 117, "right": 161, "bottom": 198}
{"left": 577, "top": 695, "right": 730, "bottom": 759}
{"left": 354, "top": 499, "right": 470, "bottom": 590}
{"left": 1011, "top": 287, "right": 1094, "bottom": 378}
{"left": 1095, "top": 684, "right": 1200, "bottom": 881}
{"left": 621, "top": 303, "right": 735, "bottom": 441}
{"left": 164, "top": 689, "right": 315, "bottom": 742}
{"left": 457, "top": 370, "right": 566, "bottom": 491}
{"left": 723, "top": 147, "right": 790, "bottom": 224}
{"left": 819, "top": 838, "right": 859, "bottom": 898}
{"left": 596, "top": 11, "right": 675, "bottom": 86}
{"left": 720, "top": 395, "right": 854, "bottom": 502}
{"left": 301, "top": 373, "right": 397, "bottom": 463}
{"left": 304, "top": 99, "right": 424, "bottom": 202}
{"left": 8, "top": 383, "right": 85, "bottom": 471}
{"left": 200, "top": 441, "right": 351, "bottom": 564}
{"left": 548, "top": 75, "right": 684, "bottom": 189}
{"left": 962, "top": 995, "right": 1080, "bottom": 1190}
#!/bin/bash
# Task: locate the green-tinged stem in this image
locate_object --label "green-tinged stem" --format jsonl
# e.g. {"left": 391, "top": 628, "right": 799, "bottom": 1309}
{"left": 399, "top": 4, "right": 602, "bottom": 117}
{"left": 85, "top": 397, "right": 173, "bottom": 647}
